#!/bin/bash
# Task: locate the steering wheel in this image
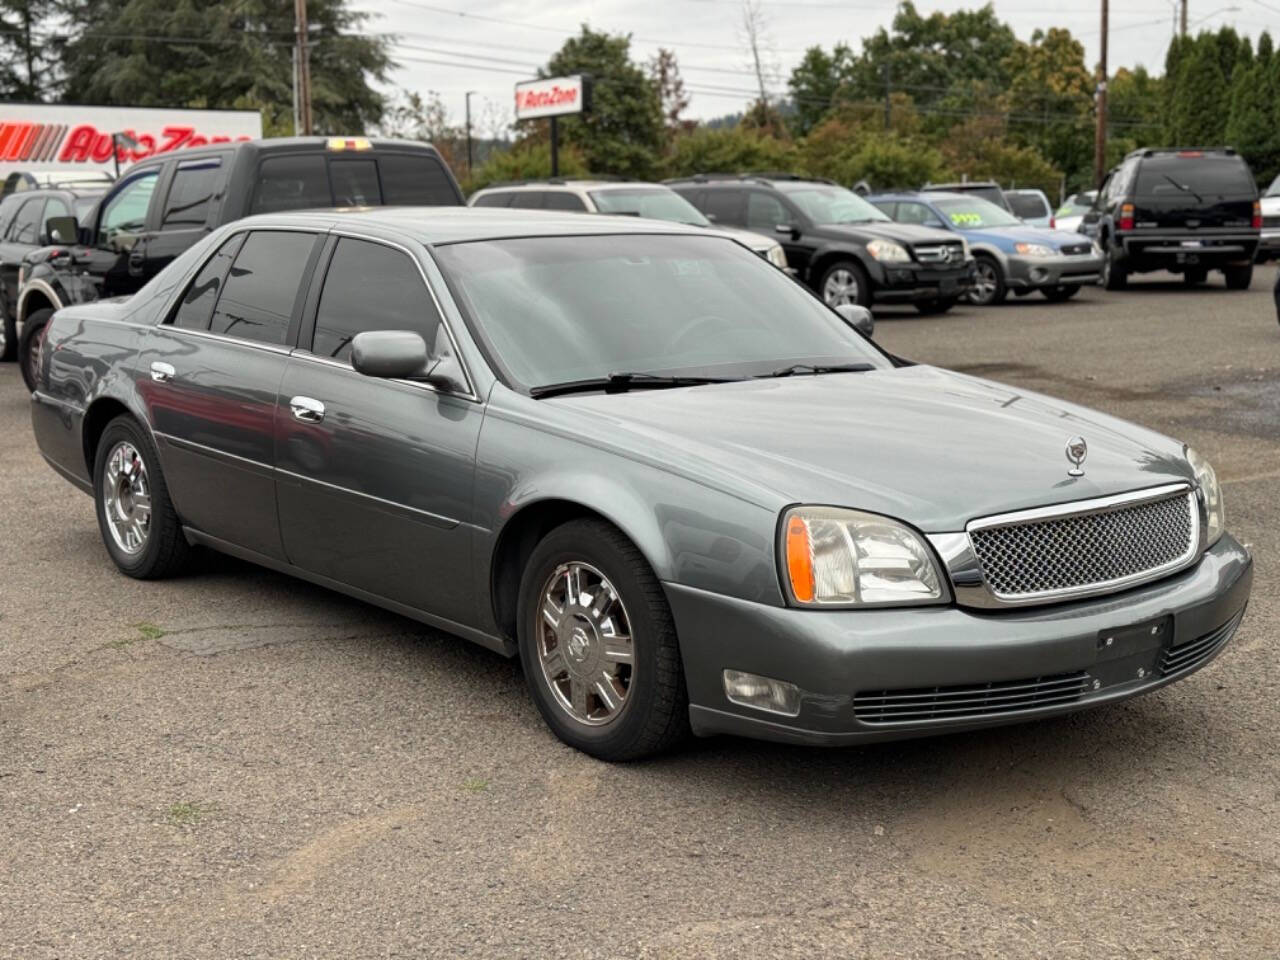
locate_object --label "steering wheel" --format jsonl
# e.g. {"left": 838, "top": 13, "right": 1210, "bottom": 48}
{"left": 668, "top": 313, "right": 737, "bottom": 353}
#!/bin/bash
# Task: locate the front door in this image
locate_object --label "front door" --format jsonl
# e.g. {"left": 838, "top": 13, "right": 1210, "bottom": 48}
{"left": 84, "top": 164, "right": 165, "bottom": 299}
{"left": 137, "top": 228, "right": 322, "bottom": 559}
{"left": 274, "top": 235, "right": 483, "bottom": 625}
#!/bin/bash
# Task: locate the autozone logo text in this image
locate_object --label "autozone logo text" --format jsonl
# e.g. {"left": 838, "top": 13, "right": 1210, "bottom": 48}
{"left": 0, "top": 121, "right": 252, "bottom": 165}
{"left": 515, "top": 86, "right": 579, "bottom": 112}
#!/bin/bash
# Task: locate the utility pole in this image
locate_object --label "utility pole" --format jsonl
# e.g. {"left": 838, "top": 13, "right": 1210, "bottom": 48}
{"left": 1180, "top": 0, "right": 1188, "bottom": 35}
{"left": 1094, "top": 0, "right": 1109, "bottom": 188}
{"left": 294, "top": 0, "right": 313, "bottom": 136}
{"left": 465, "top": 91, "right": 476, "bottom": 179}
{"left": 883, "top": 62, "right": 891, "bottom": 130}
{"left": 292, "top": 46, "right": 300, "bottom": 136}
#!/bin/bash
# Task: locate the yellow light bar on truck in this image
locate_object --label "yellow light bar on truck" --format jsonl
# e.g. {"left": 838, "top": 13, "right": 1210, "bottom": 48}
{"left": 327, "top": 137, "right": 372, "bottom": 152}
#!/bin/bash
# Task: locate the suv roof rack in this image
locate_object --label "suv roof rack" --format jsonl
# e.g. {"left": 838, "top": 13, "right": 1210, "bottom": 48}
{"left": 481, "top": 175, "right": 630, "bottom": 188}
{"left": 1132, "top": 146, "right": 1237, "bottom": 158}
{"left": 664, "top": 171, "right": 837, "bottom": 187}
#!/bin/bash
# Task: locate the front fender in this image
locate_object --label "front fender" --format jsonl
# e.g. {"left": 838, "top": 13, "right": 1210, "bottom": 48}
{"left": 967, "top": 242, "right": 1011, "bottom": 272}
{"left": 805, "top": 242, "right": 877, "bottom": 287}
{"left": 19, "top": 260, "right": 101, "bottom": 321}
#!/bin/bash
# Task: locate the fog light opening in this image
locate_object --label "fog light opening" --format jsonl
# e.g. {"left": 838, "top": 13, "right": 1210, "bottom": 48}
{"left": 723, "top": 669, "right": 801, "bottom": 717}
{"left": 1030, "top": 267, "right": 1049, "bottom": 283}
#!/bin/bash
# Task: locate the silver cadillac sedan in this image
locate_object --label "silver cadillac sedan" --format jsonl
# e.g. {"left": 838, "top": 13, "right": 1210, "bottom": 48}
{"left": 30, "top": 209, "right": 1252, "bottom": 760}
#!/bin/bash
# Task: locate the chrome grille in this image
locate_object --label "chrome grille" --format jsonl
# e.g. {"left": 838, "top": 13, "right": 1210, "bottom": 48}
{"left": 914, "top": 242, "right": 965, "bottom": 264}
{"left": 854, "top": 672, "right": 1090, "bottom": 724}
{"left": 1160, "top": 610, "right": 1243, "bottom": 677}
{"left": 1061, "top": 242, "right": 1093, "bottom": 256}
{"left": 969, "top": 489, "right": 1197, "bottom": 602}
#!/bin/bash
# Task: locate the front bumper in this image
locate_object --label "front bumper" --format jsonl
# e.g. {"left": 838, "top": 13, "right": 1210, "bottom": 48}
{"left": 869, "top": 260, "right": 975, "bottom": 303}
{"left": 1005, "top": 252, "right": 1103, "bottom": 289}
{"left": 667, "top": 534, "right": 1251, "bottom": 745}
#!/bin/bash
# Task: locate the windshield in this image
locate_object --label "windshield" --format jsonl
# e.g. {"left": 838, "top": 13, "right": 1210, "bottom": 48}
{"left": 931, "top": 196, "right": 1022, "bottom": 229}
{"left": 1135, "top": 155, "right": 1256, "bottom": 198}
{"left": 1266, "top": 174, "right": 1280, "bottom": 198}
{"left": 589, "top": 188, "right": 710, "bottom": 226}
{"left": 433, "top": 234, "right": 887, "bottom": 391}
{"left": 1056, "top": 193, "right": 1095, "bottom": 216}
{"left": 778, "top": 185, "right": 891, "bottom": 224}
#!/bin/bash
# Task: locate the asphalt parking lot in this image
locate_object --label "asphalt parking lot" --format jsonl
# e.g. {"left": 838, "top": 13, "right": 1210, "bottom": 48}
{"left": 3, "top": 267, "right": 1278, "bottom": 959}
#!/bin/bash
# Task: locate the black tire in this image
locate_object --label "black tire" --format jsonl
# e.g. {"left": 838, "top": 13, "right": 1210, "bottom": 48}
{"left": 1223, "top": 264, "right": 1253, "bottom": 290}
{"left": 1183, "top": 268, "right": 1208, "bottom": 286}
{"left": 914, "top": 298, "right": 955, "bottom": 315}
{"left": 93, "top": 415, "right": 191, "bottom": 579}
{"left": 0, "top": 306, "right": 15, "bottom": 362}
{"left": 1041, "top": 285, "right": 1080, "bottom": 302}
{"left": 1101, "top": 242, "right": 1127, "bottom": 290}
{"left": 516, "top": 518, "right": 689, "bottom": 761}
{"left": 18, "top": 307, "right": 52, "bottom": 392}
{"left": 967, "top": 255, "right": 1006, "bottom": 306}
{"left": 817, "top": 258, "right": 871, "bottom": 308}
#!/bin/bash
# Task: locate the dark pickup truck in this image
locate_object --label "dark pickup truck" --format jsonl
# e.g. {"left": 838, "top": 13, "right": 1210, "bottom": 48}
{"left": 1082, "top": 147, "right": 1261, "bottom": 291}
{"left": 15, "top": 136, "right": 463, "bottom": 389}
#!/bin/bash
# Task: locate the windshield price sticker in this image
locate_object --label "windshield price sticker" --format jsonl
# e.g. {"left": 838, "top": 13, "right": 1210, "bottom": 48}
{"left": 948, "top": 211, "right": 983, "bottom": 226}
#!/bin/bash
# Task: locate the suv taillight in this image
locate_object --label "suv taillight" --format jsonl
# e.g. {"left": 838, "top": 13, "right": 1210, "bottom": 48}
{"left": 1049, "top": 215, "right": 1056, "bottom": 229}
{"left": 1118, "top": 203, "right": 1135, "bottom": 232}
{"left": 1253, "top": 201, "right": 1262, "bottom": 230}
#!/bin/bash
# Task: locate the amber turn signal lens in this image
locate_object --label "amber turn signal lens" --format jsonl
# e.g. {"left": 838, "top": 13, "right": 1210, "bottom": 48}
{"left": 785, "top": 515, "right": 815, "bottom": 602}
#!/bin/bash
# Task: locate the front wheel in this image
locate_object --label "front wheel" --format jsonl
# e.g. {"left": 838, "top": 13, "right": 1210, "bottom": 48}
{"left": 1041, "top": 285, "right": 1080, "bottom": 302}
{"left": 517, "top": 519, "right": 689, "bottom": 761}
{"left": 1223, "top": 264, "right": 1253, "bottom": 290}
{"left": 819, "top": 259, "right": 871, "bottom": 308}
{"left": 0, "top": 307, "right": 15, "bottom": 362}
{"left": 18, "top": 307, "right": 52, "bottom": 392}
{"left": 966, "top": 256, "right": 1006, "bottom": 306}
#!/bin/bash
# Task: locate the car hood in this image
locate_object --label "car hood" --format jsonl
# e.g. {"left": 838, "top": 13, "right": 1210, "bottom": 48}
{"left": 549, "top": 365, "right": 1192, "bottom": 532}
{"left": 704, "top": 224, "right": 774, "bottom": 252}
{"left": 820, "top": 220, "right": 957, "bottom": 248}
{"left": 965, "top": 225, "right": 1087, "bottom": 249}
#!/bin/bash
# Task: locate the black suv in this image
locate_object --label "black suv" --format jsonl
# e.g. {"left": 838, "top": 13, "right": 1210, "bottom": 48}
{"left": 666, "top": 173, "right": 974, "bottom": 313}
{"left": 1082, "top": 147, "right": 1261, "bottom": 290}
{"left": 16, "top": 136, "right": 463, "bottom": 389}
{"left": 0, "top": 187, "right": 104, "bottom": 361}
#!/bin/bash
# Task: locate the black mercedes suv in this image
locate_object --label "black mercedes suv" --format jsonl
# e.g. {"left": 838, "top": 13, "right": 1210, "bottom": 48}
{"left": 1082, "top": 147, "right": 1261, "bottom": 290}
{"left": 666, "top": 173, "right": 974, "bottom": 313}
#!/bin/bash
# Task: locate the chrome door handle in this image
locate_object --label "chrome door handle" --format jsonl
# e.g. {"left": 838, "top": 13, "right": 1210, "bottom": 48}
{"left": 150, "top": 361, "right": 175, "bottom": 383}
{"left": 289, "top": 396, "right": 325, "bottom": 423}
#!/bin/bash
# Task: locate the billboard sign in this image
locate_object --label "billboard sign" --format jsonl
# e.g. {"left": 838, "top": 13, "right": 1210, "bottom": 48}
{"left": 514, "top": 75, "right": 590, "bottom": 121}
{"left": 0, "top": 103, "right": 263, "bottom": 177}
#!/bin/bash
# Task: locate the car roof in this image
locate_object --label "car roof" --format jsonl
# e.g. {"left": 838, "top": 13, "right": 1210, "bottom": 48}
{"left": 473, "top": 178, "right": 656, "bottom": 191}
{"left": 232, "top": 206, "right": 714, "bottom": 245}
{"left": 923, "top": 181, "right": 1001, "bottom": 190}
{"left": 128, "top": 136, "right": 448, "bottom": 168}
{"left": 1004, "top": 188, "right": 1046, "bottom": 196}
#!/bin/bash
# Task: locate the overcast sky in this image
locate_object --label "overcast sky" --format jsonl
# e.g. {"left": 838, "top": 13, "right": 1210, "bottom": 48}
{"left": 351, "top": 0, "right": 1278, "bottom": 134}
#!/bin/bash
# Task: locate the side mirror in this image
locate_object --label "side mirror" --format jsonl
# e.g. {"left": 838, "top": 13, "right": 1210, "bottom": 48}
{"left": 45, "top": 215, "right": 78, "bottom": 245}
{"left": 352, "top": 330, "right": 429, "bottom": 379}
{"left": 775, "top": 223, "right": 797, "bottom": 237}
{"left": 835, "top": 303, "right": 874, "bottom": 338}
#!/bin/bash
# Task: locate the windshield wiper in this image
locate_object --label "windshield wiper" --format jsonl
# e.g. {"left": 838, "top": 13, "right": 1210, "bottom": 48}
{"left": 529, "top": 371, "right": 739, "bottom": 399}
{"left": 758, "top": 362, "right": 876, "bottom": 378}
{"left": 1162, "top": 174, "right": 1203, "bottom": 204}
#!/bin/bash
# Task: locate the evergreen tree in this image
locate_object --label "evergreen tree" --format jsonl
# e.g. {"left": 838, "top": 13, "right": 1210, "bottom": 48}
{"left": 1224, "top": 61, "right": 1274, "bottom": 172}
{"left": 1171, "top": 41, "right": 1228, "bottom": 144}
{"left": 0, "top": 0, "right": 60, "bottom": 100}
{"left": 1161, "top": 35, "right": 1188, "bottom": 143}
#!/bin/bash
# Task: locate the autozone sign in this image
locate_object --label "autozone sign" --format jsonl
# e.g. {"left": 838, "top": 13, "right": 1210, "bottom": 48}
{"left": 0, "top": 103, "right": 262, "bottom": 175}
{"left": 514, "top": 75, "right": 591, "bottom": 120}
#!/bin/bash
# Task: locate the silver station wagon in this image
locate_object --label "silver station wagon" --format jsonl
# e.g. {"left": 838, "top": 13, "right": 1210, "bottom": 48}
{"left": 30, "top": 209, "right": 1252, "bottom": 760}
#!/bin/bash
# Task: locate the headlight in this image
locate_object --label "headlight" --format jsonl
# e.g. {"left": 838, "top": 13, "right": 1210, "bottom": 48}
{"left": 866, "top": 239, "right": 911, "bottom": 263}
{"left": 765, "top": 242, "right": 788, "bottom": 269}
{"left": 1014, "top": 242, "right": 1056, "bottom": 257}
{"left": 781, "top": 506, "right": 945, "bottom": 607}
{"left": 1186, "top": 447, "right": 1224, "bottom": 546}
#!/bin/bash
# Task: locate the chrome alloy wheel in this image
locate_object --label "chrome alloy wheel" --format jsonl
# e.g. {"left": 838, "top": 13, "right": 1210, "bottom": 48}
{"left": 968, "top": 259, "right": 999, "bottom": 304}
{"left": 536, "top": 561, "right": 635, "bottom": 727}
{"left": 102, "top": 441, "right": 152, "bottom": 555}
{"left": 822, "top": 268, "right": 861, "bottom": 306}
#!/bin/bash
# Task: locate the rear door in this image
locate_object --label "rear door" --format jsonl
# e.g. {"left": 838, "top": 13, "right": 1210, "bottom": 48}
{"left": 0, "top": 196, "right": 45, "bottom": 310}
{"left": 137, "top": 228, "right": 324, "bottom": 559}
{"left": 144, "top": 152, "right": 231, "bottom": 282}
{"left": 274, "top": 234, "right": 483, "bottom": 624}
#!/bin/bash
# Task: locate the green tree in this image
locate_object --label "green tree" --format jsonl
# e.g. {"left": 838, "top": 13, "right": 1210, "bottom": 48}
{"left": 465, "top": 141, "right": 588, "bottom": 194}
{"left": 538, "top": 26, "right": 664, "bottom": 178}
{"left": 1170, "top": 40, "right": 1229, "bottom": 144}
{"left": 938, "top": 115, "right": 1062, "bottom": 195}
{"left": 1161, "top": 35, "right": 1189, "bottom": 141}
{"left": 844, "top": 136, "right": 943, "bottom": 189}
{"left": 786, "top": 43, "right": 857, "bottom": 136}
{"left": 1108, "top": 67, "right": 1164, "bottom": 157}
{"left": 1225, "top": 60, "right": 1275, "bottom": 174}
{"left": 58, "top": 0, "right": 389, "bottom": 134}
{"left": 0, "top": 0, "right": 60, "bottom": 99}
{"left": 664, "top": 126, "right": 797, "bottom": 179}
{"left": 1001, "top": 27, "right": 1093, "bottom": 191}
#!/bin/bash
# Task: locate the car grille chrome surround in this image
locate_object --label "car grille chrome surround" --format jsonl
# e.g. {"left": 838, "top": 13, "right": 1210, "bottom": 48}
{"left": 854, "top": 672, "right": 1091, "bottom": 724}
{"left": 962, "top": 483, "right": 1200, "bottom": 606}
{"left": 914, "top": 242, "right": 966, "bottom": 265}
{"left": 1061, "top": 242, "right": 1094, "bottom": 256}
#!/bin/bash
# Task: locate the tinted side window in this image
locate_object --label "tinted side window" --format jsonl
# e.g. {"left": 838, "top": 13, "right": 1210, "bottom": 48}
{"left": 161, "top": 158, "right": 224, "bottom": 229}
{"left": 896, "top": 202, "right": 943, "bottom": 228}
{"left": 99, "top": 170, "right": 159, "bottom": 244}
{"left": 701, "top": 189, "right": 745, "bottom": 226}
{"left": 170, "top": 232, "right": 246, "bottom": 330}
{"left": 378, "top": 154, "right": 459, "bottom": 204}
{"left": 510, "top": 192, "right": 544, "bottom": 209}
{"left": 472, "top": 192, "right": 513, "bottom": 208}
{"left": 8, "top": 198, "right": 43, "bottom": 243}
{"left": 747, "top": 192, "right": 788, "bottom": 229}
{"left": 330, "top": 159, "right": 381, "bottom": 206}
{"left": 209, "top": 231, "right": 316, "bottom": 345}
{"left": 544, "top": 191, "right": 587, "bottom": 211}
{"left": 250, "top": 155, "right": 331, "bottom": 214}
{"left": 312, "top": 238, "right": 441, "bottom": 362}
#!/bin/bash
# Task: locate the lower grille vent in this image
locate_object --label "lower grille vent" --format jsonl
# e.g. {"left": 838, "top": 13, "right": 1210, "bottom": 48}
{"left": 854, "top": 672, "right": 1090, "bottom": 725}
{"left": 1160, "top": 611, "right": 1244, "bottom": 677}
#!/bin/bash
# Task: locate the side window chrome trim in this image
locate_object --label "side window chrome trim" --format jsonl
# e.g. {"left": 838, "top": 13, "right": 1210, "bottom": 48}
{"left": 157, "top": 324, "right": 294, "bottom": 356}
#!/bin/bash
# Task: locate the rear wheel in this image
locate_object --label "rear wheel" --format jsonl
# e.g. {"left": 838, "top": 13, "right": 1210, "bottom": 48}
{"left": 966, "top": 255, "right": 1006, "bottom": 306}
{"left": 93, "top": 415, "right": 191, "bottom": 579}
{"left": 914, "top": 298, "right": 956, "bottom": 315}
{"left": 0, "top": 307, "right": 15, "bottom": 362}
{"left": 1101, "top": 242, "right": 1127, "bottom": 290}
{"left": 1223, "top": 264, "right": 1253, "bottom": 290}
{"left": 818, "top": 259, "right": 871, "bottom": 308}
{"left": 517, "top": 518, "right": 688, "bottom": 761}
{"left": 18, "top": 307, "right": 52, "bottom": 391}
{"left": 1041, "top": 285, "right": 1080, "bottom": 302}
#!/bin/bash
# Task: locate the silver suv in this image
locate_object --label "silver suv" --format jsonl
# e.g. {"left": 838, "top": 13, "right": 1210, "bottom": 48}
{"left": 468, "top": 179, "right": 789, "bottom": 270}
